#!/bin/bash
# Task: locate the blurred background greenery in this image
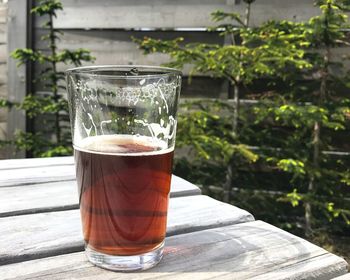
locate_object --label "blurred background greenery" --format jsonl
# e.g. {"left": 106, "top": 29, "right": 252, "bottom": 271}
{"left": 135, "top": 0, "right": 350, "bottom": 261}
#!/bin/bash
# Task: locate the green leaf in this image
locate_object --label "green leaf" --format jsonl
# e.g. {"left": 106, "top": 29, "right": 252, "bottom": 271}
{"left": 211, "top": 10, "right": 246, "bottom": 27}
{"left": 286, "top": 189, "right": 302, "bottom": 207}
{"left": 10, "top": 49, "right": 46, "bottom": 66}
{"left": 39, "top": 145, "right": 73, "bottom": 157}
{"left": 31, "top": 0, "right": 63, "bottom": 17}
{"left": 55, "top": 49, "right": 95, "bottom": 66}
{"left": 277, "top": 159, "right": 306, "bottom": 175}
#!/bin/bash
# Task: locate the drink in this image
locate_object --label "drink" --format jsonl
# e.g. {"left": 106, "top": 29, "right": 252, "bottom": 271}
{"left": 66, "top": 65, "right": 181, "bottom": 270}
{"left": 74, "top": 135, "right": 173, "bottom": 256}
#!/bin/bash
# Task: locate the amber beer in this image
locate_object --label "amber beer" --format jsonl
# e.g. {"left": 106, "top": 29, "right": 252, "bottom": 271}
{"left": 66, "top": 65, "right": 181, "bottom": 270}
{"left": 74, "top": 135, "right": 173, "bottom": 256}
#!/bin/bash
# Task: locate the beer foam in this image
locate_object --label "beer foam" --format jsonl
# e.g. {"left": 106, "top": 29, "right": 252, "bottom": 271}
{"left": 74, "top": 134, "right": 173, "bottom": 156}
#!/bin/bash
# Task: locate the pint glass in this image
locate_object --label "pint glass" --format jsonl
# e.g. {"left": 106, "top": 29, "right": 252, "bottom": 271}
{"left": 66, "top": 66, "right": 181, "bottom": 271}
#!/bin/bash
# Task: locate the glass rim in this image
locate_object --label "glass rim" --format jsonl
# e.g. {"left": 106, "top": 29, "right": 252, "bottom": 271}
{"left": 65, "top": 65, "right": 182, "bottom": 79}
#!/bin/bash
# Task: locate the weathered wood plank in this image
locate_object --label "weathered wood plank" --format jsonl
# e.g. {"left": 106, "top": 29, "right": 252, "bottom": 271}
{"left": 0, "top": 221, "right": 347, "bottom": 280}
{"left": 169, "top": 175, "right": 201, "bottom": 198}
{"left": 35, "top": 29, "right": 223, "bottom": 50}
{"left": 0, "top": 63, "right": 7, "bottom": 85}
{"left": 0, "top": 121, "right": 6, "bottom": 139}
{"left": 7, "top": 0, "right": 26, "bottom": 158}
{"left": 180, "top": 77, "right": 227, "bottom": 98}
{"left": 0, "top": 23, "right": 6, "bottom": 44}
{"left": 248, "top": 0, "right": 320, "bottom": 26}
{"left": 329, "top": 46, "right": 350, "bottom": 70}
{"left": 0, "top": 156, "right": 74, "bottom": 169}
{"left": 0, "top": 156, "right": 198, "bottom": 196}
{"left": 251, "top": 254, "right": 349, "bottom": 280}
{"left": 0, "top": 180, "right": 78, "bottom": 216}
{"left": 0, "top": 84, "right": 7, "bottom": 98}
{"left": 46, "top": 0, "right": 232, "bottom": 29}
{"left": 0, "top": 175, "right": 201, "bottom": 217}
{"left": 0, "top": 164, "right": 76, "bottom": 186}
{"left": 0, "top": 122, "right": 7, "bottom": 160}
{"left": 332, "top": 274, "right": 350, "bottom": 280}
{"left": 0, "top": 195, "right": 254, "bottom": 265}
{"left": 35, "top": 0, "right": 320, "bottom": 29}
{"left": 0, "top": 5, "right": 6, "bottom": 24}
{"left": 34, "top": 29, "right": 224, "bottom": 78}
{"left": 0, "top": 43, "right": 6, "bottom": 62}
{"left": 0, "top": 107, "right": 7, "bottom": 122}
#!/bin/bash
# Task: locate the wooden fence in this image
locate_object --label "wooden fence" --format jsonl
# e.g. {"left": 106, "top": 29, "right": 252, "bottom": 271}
{"left": 3, "top": 0, "right": 340, "bottom": 159}
{"left": 0, "top": 2, "right": 6, "bottom": 158}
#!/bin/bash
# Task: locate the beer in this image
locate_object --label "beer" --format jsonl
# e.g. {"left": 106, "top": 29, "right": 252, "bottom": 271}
{"left": 74, "top": 135, "right": 173, "bottom": 256}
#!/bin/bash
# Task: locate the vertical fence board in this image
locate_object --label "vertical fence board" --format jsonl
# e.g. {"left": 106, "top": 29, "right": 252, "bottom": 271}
{"left": 7, "top": 0, "right": 26, "bottom": 158}
{"left": 0, "top": 4, "right": 7, "bottom": 159}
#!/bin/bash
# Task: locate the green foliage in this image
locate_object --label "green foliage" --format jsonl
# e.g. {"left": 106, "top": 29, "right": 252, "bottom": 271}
{"left": 177, "top": 100, "right": 258, "bottom": 164}
{"left": 56, "top": 49, "right": 95, "bottom": 66}
{"left": 277, "top": 159, "right": 306, "bottom": 175}
{"left": 6, "top": 0, "right": 95, "bottom": 156}
{"left": 251, "top": 0, "right": 350, "bottom": 229}
{"left": 10, "top": 49, "right": 45, "bottom": 66}
{"left": 134, "top": 0, "right": 350, "bottom": 236}
{"left": 134, "top": 20, "right": 312, "bottom": 84}
{"left": 211, "top": 10, "right": 247, "bottom": 27}
{"left": 11, "top": 130, "right": 72, "bottom": 157}
{"left": 283, "top": 189, "right": 303, "bottom": 207}
{"left": 31, "top": 0, "right": 63, "bottom": 17}
{"left": 309, "top": 0, "right": 349, "bottom": 47}
{"left": 0, "top": 98, "right": 14, "bottom": 108}
{"left": 18, "top": 95, "right": 68, "bottom": 118}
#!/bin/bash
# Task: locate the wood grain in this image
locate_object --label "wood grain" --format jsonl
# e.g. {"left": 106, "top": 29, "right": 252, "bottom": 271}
{"left": 45, "top": 0, "right": 232, "bottom": 29}
{"left": 0, "top": 180, "right": 79, "bottom": 216}
{"left": 0, "top": 164, "right": 76, "bottom": 186}
{"left": 35, "top": 0, "right": 321, "bottom": 29}
{"left": 0, "top": 156, "right": 200, "bottom": 199}
{"left": 0, "top": 221, "right": 347, "bottom": 280}
{"left": 0, "top": 23, "right": 6, "bottom": 44}
{"left": 0, "top": 44, "right": 6, "bottom": 62}
{"left": 0, "top": 84, "right": 7, "bottom": 98}
{"left": 35, "top": 29, "right": 223, "bottom": 50}
{"left": 247, "top": 0, "right": 320, "bottom": 26}
{"left": 0, "top": 5, "right": 6, "bottom": 24}
{"left": 0, "top": 106, "right": 7, "bottom": 122}
{"left": 0, "top": 63, "right": 7, "bottom": 85}
{"left": 34, "top": 29, "right": 224, "bottom": 78}
{"left": 0, "top": 156, "right": 74, "bottom": 170}
{"left": 332, "top": 274, "right": 350, "bottom": 280}
{"left": 251, "top": 254, "right": 349, "bottom": 280}
{"left": 7, "top": 0, "right": 26, "bottom": 158}
{"left": 0, "top": 175, "right": 201, "bottom": 217}
{"left": 0, "top": 195, "right": 254, "bottom": 265}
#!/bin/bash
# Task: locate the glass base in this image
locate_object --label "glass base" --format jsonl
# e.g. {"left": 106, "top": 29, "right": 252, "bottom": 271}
{"left": 85, "top": 242, "right": 164, "bottom": 272}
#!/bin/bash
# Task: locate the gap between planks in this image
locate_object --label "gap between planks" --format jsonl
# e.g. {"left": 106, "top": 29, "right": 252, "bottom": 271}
{"left": 0, "top": 195, "right": 254, "bottom": 265}
{"left": 0, "top": 175, "right": 201, "bottom": 217}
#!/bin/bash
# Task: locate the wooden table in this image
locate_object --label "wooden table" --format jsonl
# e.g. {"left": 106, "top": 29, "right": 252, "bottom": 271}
{"left": 0, "top": 157, "right": 348, "bottom": 280}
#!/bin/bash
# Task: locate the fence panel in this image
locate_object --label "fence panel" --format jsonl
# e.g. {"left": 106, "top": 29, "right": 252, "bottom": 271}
{"left": 0, "top": 9, "right": 6, "bottom": 157}
{"left": 4, "top": 0, "right": 349, "bottom": 158}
